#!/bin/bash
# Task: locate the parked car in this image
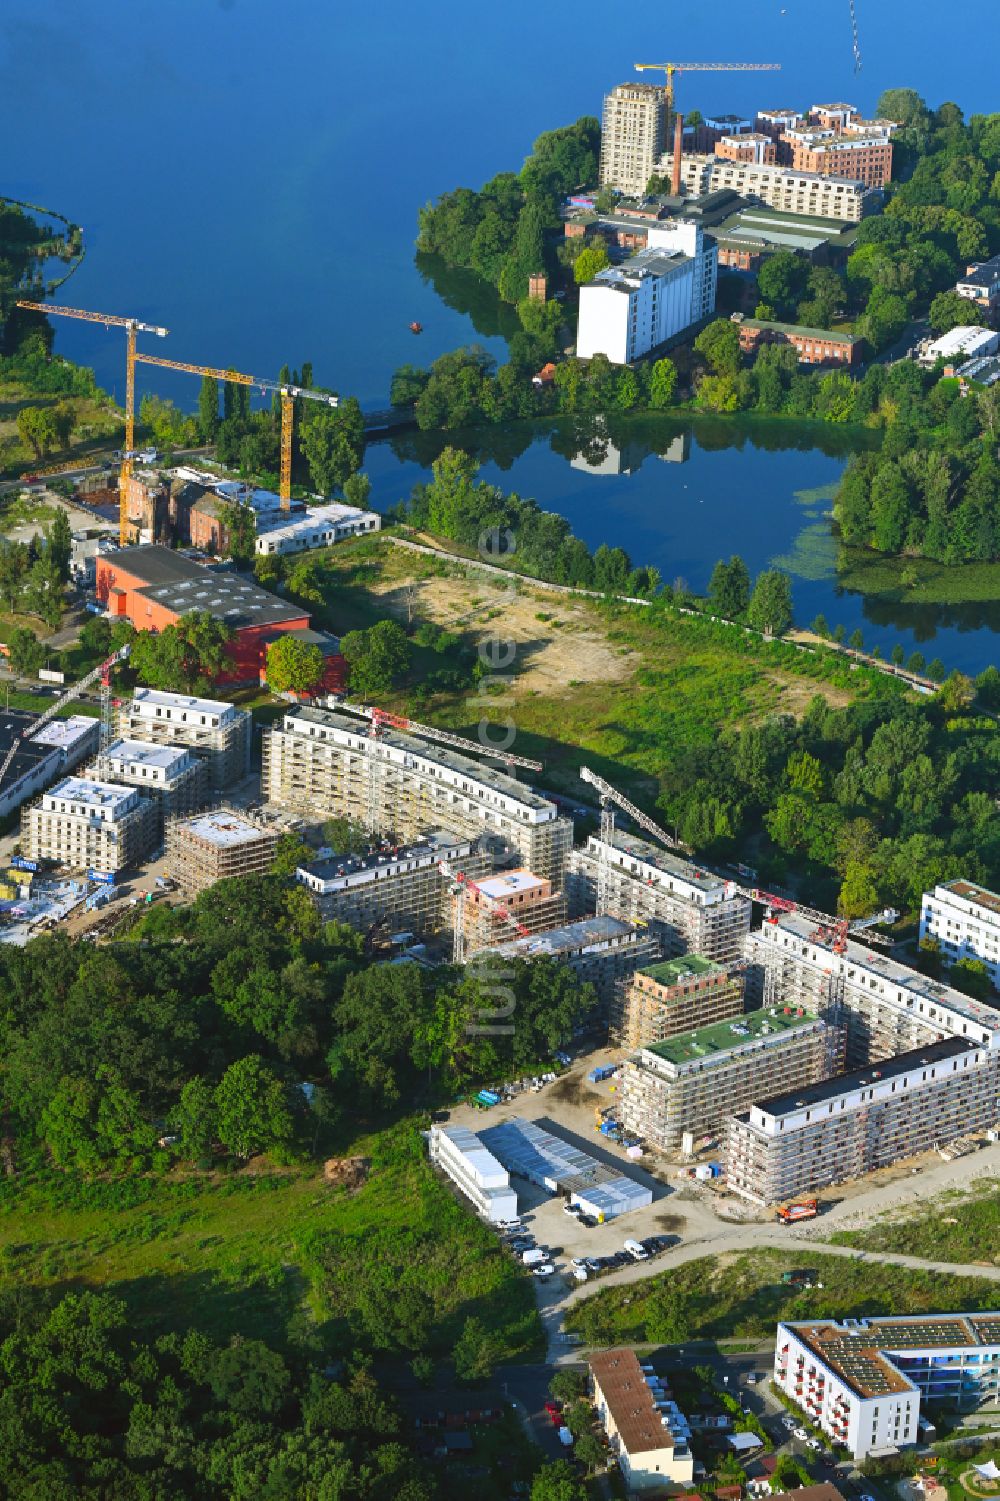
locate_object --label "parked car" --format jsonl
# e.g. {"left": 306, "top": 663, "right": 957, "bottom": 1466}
{"left": 544, "top": 1403, "right": 562, "bottom": 1426}
{"left": 624, "top": 1238, "right": 649, "bottom": 1261}
{"left": 571, "top": 1257, "right": 588, "bottom": 1269}
{"left": 793, "top": 1427, "right": 809, "bottom": 1442}
{"left": 780, "top": 1416, "right": 796, "bottom": 1430}
{"left": 806, "top": 1438, "right": 822, "bottom": 1451}
{"left": 532, "top": 1264, "right": 556, "bottom": 1278}
{"left": 562, "top": 1202, "right": 580, "bottom": 1218}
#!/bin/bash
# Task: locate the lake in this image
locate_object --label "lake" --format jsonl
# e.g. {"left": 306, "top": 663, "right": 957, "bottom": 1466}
{"left": 366, "top": 415, "right": 1000, "bottom": 675}
{"left": 3, "top": 1, "right": 998, "bottom": 671}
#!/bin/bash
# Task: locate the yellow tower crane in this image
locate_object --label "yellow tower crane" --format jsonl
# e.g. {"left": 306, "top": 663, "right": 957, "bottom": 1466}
{"left": 133, "top": 352, "right": 338, "bottom": 513}
{"left": 633, "top": 60, "right": 781, "bottom": 115}
{"left": 15, "top": 299, "right": 169, "bottom": 545}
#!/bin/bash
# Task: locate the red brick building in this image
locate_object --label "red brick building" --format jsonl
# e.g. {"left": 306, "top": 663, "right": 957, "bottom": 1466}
{"left": 738, "top": 318, "right": 861, "bottom": 367}
{"left": 96, "top": 545, "right": 347, "bottom": 691}
{"left": 715, "top": 134, "right": 776, "bottom": 166}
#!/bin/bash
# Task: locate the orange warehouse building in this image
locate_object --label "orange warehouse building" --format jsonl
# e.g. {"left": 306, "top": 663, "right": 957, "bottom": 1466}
{"left": 96, "top": 545, "right": 347, "bottom": 691}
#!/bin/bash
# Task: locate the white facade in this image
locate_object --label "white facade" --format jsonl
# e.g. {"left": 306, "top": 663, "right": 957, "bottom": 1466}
{"left": 0, "top": 714, "right": 99, "bottom": 820}
{"left": 671, "top": 154, "right": 879, "bottom": 221}
{"left": 775, "top": 1315, "right": 1000, "bottom": 1460}
{"left": 255, "top": 501, "right": 381, "bottom": 556}
{"left": 590, "top": 1349, "right": 695, "bottom": 1490}
{"left": 97, "top": 738, "right": 198, "bottom": 788}
{"left": 22, "top": 775, "right": 157, "bottom": 872}
{"left": 922, "top": 879, "right": 1000, "bottom": 988}
{"left": 919, "top": 326, "right": 1000, "bottom": 367}
{"left": 577, "top": 228, "right": 717, "bottom": 366}
{"left": 428, "top": 1125, "right": 518, "bottom": 1223}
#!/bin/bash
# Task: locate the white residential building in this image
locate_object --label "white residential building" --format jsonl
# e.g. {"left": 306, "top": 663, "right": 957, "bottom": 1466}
{"left": 918, "top": 326, "right": 1000, "bottom": 368}
{"left": 253, "top": 500, "right": 381, "bottom": 556}
{"left": 428, "top": 1124, "right": 518, "bottom": 1223}
{"left": 921, "top": 878, "right": 1000, "bottom": 988}
{"left": 21, "top": 775, "right": 157, "bottom": 873}
{"left": 590, "top": 1348, "right": 695, "bottom": 1489}
{"left": 91, "top": 738, "right": 208, "bottom": 826}
{"left": 0, "top": 712, "right": 99, "bottom": 821}
{"left": 119, "top": 688, "right": 251, "bottom": 789}
{"left": 577, "top": 223, "right": 717, "bottom": 365}
{"left": 669, "top": 154, "right": 880, "bottom": 221}
{"left": 775, "top": 1314, "right": 1000, "bottom": 1460}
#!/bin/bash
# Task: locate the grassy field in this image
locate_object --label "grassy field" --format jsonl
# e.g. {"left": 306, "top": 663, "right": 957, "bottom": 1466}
{"left": 829, "top": 1181, "right": 1000, "bottom": 1266}
{"left": 0, "top": 379, "right": 121, "bottom": 478}
{"left": 0, "top": 1129, "right": 540, "bottom": 1361}
{"left": 564, "top": 1250, "right": 1000, "bottom": 1347}
{"left": 309, "top": 533, "right": 890, "bottom": 805}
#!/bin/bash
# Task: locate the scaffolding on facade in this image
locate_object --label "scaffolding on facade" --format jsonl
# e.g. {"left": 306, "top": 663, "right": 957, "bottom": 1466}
{"left": 165, "top": 806, "right": 280, "bottom": 894}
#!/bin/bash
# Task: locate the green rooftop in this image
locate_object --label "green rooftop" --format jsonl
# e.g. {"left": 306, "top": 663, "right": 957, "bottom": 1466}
{"left": 638, "top": 954, "right": 720, "bottom": 991}
{"left": 642, "top": 1005, "right": 819, "bottom": 1068}
{"left": 742, "top": 318, "right": 858, "bottom": 346}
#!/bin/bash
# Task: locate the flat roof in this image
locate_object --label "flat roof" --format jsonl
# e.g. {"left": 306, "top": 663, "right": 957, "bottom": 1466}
{"left": 589, "top": 1349, "right": 677, "bottom": 1456}
{"left": 742, "top": 318, "right": 858, "bottom": 345}
{"left": 595, "top": 829, "right": 731, "bottom": 896}
{"left": 479, "top": 1119, "right": 649, "bottom": 1211}
{"left": 644, "top": 1005, "right": 819, "bottom": 1067}
{"left": 131, "top": 686, "right": 235, "bottom": 715}
{"left": 31, "top": 715, "right": 97, "bottom": 750}
{"left": 495, "top": 914, "right": 637, "bottom": 957}
{"left": 787, "top": 1314, "right": 1000, "bottom": 1400}
{"left": 178, "top": 810, "right": 272, "bottom": 847}
{"left": 755, "top": 1036, "right": 976, "bottom": 1118}
{"left": 109, "top": 544, "right": 202, "bottom": 587}
{"left": 941, "top": 878, "right": 1000, "bottom": 917}
{"left": 101, "top": 738, "right": 190, "bottom": 771}
{"left": 769, "top": 910, "right": 1000, "bottom": 1032}
{"left": 0, "top": 710, "right": 65, "bottom": 788}
{"left": 476, "top": 870, "right": 546, "bottom": 900}
{"left": 138, "top": 570, "right": 305, "bottom": 629}
{"left": 47, "top": 775, "right": 136, "bottom": 808}
{"left": 637, "top": 954, "right": 721, "bottom": 988}
{"left": 290, "top": 707, "right": 558, "bottom": 813}
{"left": 301, "top": 829, "right": 470, "bottom": 880}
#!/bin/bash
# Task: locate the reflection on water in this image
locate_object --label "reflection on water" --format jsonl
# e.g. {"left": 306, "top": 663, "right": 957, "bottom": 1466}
{"left": 367, "top": 413, "right": 998, "bottom": 672}
{"left": 415, "top": 253, "right": 523, "bottom": 344}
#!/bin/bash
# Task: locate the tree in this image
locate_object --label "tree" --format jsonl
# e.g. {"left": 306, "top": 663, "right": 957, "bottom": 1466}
{"left": 975, "top": 665, "right": 1000, "bottom": 709}
{"left": 839, "top": 859, "right": 880, "bottom": 918}
{"left": 173, "top": 1076, "right": 216, "bottom": 1162}
{"left": 219, "top": 499, "right": 257, "bottom": 563}
{"left": 951, "top": 957, "right": 991, "bottom": 999}
{"left": 45, "top": 507, "right": 73, "bottom": 582}
{"left": 908, "top": 651, "right": 926, "bottom": 674}
{"left": 343, "top": 471, "right": 372, "bottom": 510}
{"left": 452, "top": 1316, "right": 501, "bottom": 1384}
{"left": 747, "top": 569, "right": 793, "bottom": 636}
{"left": 390, "top": 364, "right": 430, "bottom": 407}
{"left": 939, "top": 670, "right": 974, "bottom": 712}
{"left": 927, "top": 657, "right": 946, "bottom": 682}
{"left": 214, "top": 1055, "right": 294, "bottom": 1161}
{"left": 127, "top": 611, "right": 234, "bottom": 692}
{"left": 266, "top": 634, "right": 325, "bottom": 695}
{"left": 648, "top": 357, "right": 678, "bottom": 409}
{"left": 574, "top": 1433, "right": 606, "bottom": 1473}
{"left": 340, "top": 619, "right": 411, "bottom": 697}
{"left": 6, "top": 624, "right": 45, "bottom": 676}
{"left": 756, "top": 250, "right": 810, "bottom": 317}
{"left": 876, "top": 88, "right": 929, "bottom": 128}
{"left": 498, "top": 200, "right": 548, "bottom": 303}
{"left": 891, "top": 643, "right": 905, "bottom": 666}
{"left": 24, "top": 554, "right": 65, "bottom": 629}
{"left": 928, "top": 289, "right": 986, "bottom": 335}
{"left": 849, "top": 628, "right": 864, "bottom": 653}
{"left": 17, "top": 404, "right": 59, "bottom": 458}
{"left": 708, "top": 555, "right": 750, "bottom": 619}
{"left": 549, "top": 1369, "right": 587, "bottom": 1404}
{"left": 197, "top": 375, "right": 220, "bottom": 440}
{"left": 811, "top": 615, "right": 829, "bottom": 638}
{"left": 270, "top": 831, "right": 311, "bottom": 878}
{"left": 694, "top": 319, "right": 741, "bottom": 378}
{"left": 573, "top": 244, "right": 610, "bottom": 285}
{"left": 299, "top": 396, "right": 364, "bottom": 494}
{"left": 531, "top": 1460, "right": 588, "bottom": 1501}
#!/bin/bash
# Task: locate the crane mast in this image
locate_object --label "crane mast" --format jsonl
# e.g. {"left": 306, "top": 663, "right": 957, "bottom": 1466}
{"left": 0, "top": 644, "right": 131, "bottom": 792}
{"left": 15, "top": 301, "right": 168, "bottom": 545}
{"left": 339, "top": 701, "right": 543, "bottom": 772}
{"left": 133, "top": 351, "right": 338, "bottom": 510}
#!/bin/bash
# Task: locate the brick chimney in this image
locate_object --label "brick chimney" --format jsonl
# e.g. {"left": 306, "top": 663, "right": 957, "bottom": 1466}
{"left": 671, "top": 112, "right": 684, "bottom": 196}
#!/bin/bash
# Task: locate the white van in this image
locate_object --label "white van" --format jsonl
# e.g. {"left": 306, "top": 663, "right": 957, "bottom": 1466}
{"left": 522, "top": 1248, "right": 547, "bottom": 1266}
{"left": 624, "top": 1239, "right": 649, "bottom": 1260}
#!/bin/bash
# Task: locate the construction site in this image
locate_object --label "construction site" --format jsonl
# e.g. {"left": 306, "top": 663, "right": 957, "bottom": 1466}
{"left": 164, "top": 808, "right": 280, "bottom": 894}
{"left": 611, "top": 954, "right": 746, "bottom": 1050}
{"left": 261, "top": 705, "right": 574, "bottom": 884}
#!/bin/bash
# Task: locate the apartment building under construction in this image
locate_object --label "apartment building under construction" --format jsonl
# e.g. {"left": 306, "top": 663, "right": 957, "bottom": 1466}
{"left": 612, "top": 954, "right": 745, "bottom": 1050}
{"left": 729, "top": 1037, "right": 1000, "bottom": 1206}
{"left": 295, "top": 830, "right": 493, "bottom": 940}
{"left": 166, "top": 807, "right": 279, "bottom": 893}
{"left": 493, "top": 915, "right": 660, "bottom": 1011}
{"left": 565, "top": 830, "right": 750, "bottom": 962}
{"left": 746, "top": 912, "right": 1000, "bottom": 1066}
{"left": 619, "top": 1006, "right": 836, "bottom": 1154}
{"left": 261, "top": 707, "right": 574, "bottom": 884}
{"left": 91, "top": 738, "right": 208, "bottom": 831}
{"left": 119, "top": 688, "right": 252, "bottom": 790}
{"left": 458, "top": 869, "right": 568, "bottom": 958}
